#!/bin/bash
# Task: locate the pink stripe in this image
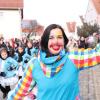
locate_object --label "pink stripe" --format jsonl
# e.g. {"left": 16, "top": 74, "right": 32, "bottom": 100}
{"left": 76, "top": 95, "right": 80, "bottom": 100}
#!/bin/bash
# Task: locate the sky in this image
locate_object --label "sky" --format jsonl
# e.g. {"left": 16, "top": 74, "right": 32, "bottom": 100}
{"left": 24, "top": 0, "right": 89, "bottom": 27}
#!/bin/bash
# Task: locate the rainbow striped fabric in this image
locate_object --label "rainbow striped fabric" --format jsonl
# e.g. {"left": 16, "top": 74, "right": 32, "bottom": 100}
{"left": 40, "top": 61, "right": 64, "bottom": 78}
{"left": 8, "top": 62, "right": 36, "bottom": 100}
{"left": 68, "top": 44, "right": 100, "bottom": 70}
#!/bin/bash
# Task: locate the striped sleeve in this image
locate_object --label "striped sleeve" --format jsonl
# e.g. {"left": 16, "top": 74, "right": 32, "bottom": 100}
{"left": 7, "top": 61, "right": 36, "bottom": 100}
{"left": 68, "top": 44, "right": 100, "bottom": 70}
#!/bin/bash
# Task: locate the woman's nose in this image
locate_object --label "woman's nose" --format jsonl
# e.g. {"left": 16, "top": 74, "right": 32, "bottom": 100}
{"left": 54, "top": 37, "right": 58, "bottom": 41}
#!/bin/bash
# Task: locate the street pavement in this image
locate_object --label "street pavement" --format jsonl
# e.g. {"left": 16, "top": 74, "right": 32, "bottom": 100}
{"left": 0, "top": 64, "right": 100, "bottom": 100}
{"left": 79, "top": 64, "right": 100, "bottom": 100}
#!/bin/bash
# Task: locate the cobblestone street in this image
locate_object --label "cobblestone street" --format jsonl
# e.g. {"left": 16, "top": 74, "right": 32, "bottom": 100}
{"left": 79, "top": 64, "right": 100, "bottom": 100}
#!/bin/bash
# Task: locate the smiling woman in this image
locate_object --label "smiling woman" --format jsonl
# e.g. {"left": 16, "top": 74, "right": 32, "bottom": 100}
{"left": 7, "top": 23, "right": 100, "bottom": 100}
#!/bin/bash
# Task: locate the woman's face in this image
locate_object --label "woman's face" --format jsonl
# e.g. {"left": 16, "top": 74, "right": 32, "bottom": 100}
{"left": 48, "top": 28, "right": 64, "bottom": 55}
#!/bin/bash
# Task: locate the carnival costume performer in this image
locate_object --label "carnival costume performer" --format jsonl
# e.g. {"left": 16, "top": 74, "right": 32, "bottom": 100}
{"left": 7, "top": 24, "right": 100, "bottom": 100}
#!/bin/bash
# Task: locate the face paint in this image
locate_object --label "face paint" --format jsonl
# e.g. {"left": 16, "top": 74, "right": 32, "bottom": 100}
{"left": 55, "top": 30, "right": 63, "bottom": 38}
{"left": 48, "top": 28, "right": 64, "bottom": 55}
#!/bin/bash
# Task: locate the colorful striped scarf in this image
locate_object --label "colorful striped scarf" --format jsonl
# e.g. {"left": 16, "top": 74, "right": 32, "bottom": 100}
{"left": 40, "top": 49, "right": 67, "bottom": 78}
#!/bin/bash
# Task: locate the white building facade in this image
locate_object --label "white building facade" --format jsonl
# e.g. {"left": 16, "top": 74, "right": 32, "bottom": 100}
{"left": 84, "top": 0, "right": 100, "bottom": 26}
{"left": 0, "top": 10, "right": 22, "bottom": 39}
{"left": 0, "top": 0, "right": 23, "bottom": 39}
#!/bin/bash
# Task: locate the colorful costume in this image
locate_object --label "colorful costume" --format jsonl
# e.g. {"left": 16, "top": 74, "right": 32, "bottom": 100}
{"left": 16, "top": 52, "right": 31, "bottom": 76}
{"left": 7, "top": 44, "right": 100, "bottom": 100}
{"left": 0, "top": 57, "right": 19, "bottom": 86}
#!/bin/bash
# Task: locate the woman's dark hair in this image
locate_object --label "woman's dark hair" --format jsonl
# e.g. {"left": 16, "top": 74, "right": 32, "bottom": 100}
{"left": 40, "top": 24, "right": 69, "bottom": 52}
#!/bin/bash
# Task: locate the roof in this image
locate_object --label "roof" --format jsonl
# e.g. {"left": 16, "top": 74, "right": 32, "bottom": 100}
{"left": 21, "top": 20, "right": 44, "bottom": 35}
{"left": 0, "top": 0, "right": 23, "bottom": 9}
{"left": 66, "top": 22, "right": 76, "bottom": 33}
{"left": 21, "top": 20, "right": 38, "bottom": 29}
{"left": 92, "top": 0, "right": 100, "bottom": 14}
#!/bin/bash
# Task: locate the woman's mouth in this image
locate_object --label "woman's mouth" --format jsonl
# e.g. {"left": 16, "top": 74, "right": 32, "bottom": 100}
{"left": 50, "top": 45, "right": 60, "bottom": 51}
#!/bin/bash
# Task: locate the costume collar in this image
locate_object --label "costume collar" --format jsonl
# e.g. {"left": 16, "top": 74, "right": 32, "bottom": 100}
{"left": 40, "top": 49, "right": 68, "bottom": 78}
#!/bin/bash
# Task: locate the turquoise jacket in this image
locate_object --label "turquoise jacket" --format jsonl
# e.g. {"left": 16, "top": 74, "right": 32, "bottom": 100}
{"left": 25, "top": 47, "right": 39, "bottom": 57}
{"left": 0, "top": 57, "right": 19, "bottom": 78}
{"left": 33, "top": 57, "right": 79, "bottom": 100}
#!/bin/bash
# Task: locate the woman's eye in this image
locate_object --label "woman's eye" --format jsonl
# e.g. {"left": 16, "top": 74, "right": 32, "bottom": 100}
{"left": 49, "top": 36, "right": 63, "bottom": 39}
{"left": 57, "top": 36, "right": 63, "bottom": 39}
{"left": 49, "top": 36, "right": 54, "bottom": 39}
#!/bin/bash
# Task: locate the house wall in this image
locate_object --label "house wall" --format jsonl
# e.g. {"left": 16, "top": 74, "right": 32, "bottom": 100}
{"left": 0, "top": 10, "right": 21, "bottom": 39}
{"left": 85, "top": 0, "right": 100, "bottom": 26}
{"left": 85, "top": 0, "right": 98, "bottom": 24}
{"left": 97, "top": 15, "right": 100, "bottom": 26}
